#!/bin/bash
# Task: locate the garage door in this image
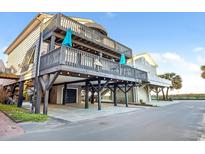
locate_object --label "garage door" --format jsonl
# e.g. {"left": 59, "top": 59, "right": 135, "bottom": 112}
{"left": 65, "top": 89, "right": 77, "bottom": 103}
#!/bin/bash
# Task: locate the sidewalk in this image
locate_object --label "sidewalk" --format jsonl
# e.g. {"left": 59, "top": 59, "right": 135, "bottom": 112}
{"left": 147, "top": 100, "right": 179, "bottom": 107}
{"left": 0, "top": 111, "right": 24, "bottom": 137}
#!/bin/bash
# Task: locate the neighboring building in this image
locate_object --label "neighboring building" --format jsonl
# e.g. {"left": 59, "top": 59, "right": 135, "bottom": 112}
{"left": 0, "top": 59, "right": 5, "bottom": 72}
{"left": 0, "top": 59, "right": 18, "bottom": 86}
{"left": 127, "top": 53, "right": 171, "bottom": 103}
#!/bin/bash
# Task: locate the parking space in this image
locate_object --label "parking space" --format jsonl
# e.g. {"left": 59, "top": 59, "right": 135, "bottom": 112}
{"left": 23, "top": 102, "right": 145, "bottom": 123}
{"left": 46, "top": 103, "right": 144, "bottom": 122}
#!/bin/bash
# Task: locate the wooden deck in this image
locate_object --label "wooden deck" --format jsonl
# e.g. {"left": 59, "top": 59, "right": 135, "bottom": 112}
{"left": 39, "top": 46, "right": 148, "bottom": 82}
{"left": 43, "top": 14, "right": 132, "bottom": 58}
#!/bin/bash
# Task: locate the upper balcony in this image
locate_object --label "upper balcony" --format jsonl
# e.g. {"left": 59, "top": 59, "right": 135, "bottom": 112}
{"left": 43, "top": 14, "right": 132, "bottom": 58}
{"left": 148, "top": 74, "right": 171, "bottom": 87}
{"left": 39, "top": 46, "right": 148, "bottom": 83}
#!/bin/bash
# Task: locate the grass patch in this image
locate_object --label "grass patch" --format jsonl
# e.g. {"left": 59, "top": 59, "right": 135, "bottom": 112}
{"left": 0, "top": 104, "right": 48, "bottom": 122}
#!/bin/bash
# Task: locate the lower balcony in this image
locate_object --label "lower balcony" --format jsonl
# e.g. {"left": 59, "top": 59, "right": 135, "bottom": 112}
{"left": 39, "top": 46, "right": 148, "bottom": 82}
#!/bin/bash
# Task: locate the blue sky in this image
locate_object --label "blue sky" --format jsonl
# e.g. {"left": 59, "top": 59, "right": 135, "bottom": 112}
{"left": 0, "top": 12, "right": 205, "bottom": 93}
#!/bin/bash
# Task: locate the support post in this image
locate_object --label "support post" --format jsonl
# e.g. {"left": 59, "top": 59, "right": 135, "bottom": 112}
{"left": 124, "top": 83, "right": 128, "bottom": 107}
{"left": 136, "top": 86, "right": 140, "bottom": 103}
{"left": 43, "top": 90, "right": 49, "bottom": 114}
{"left": 50, "top": 35, "right": 56, "bottom": 51}
{"left": 156, "top": 87, "right": 159, "bottom": 100}
{"left": 17, "top": 81, "right": 24, "bottom": 107}
{"left": 91, "top": 88, "right": 95, "bottom": 104}
{"left": 11, "top": 84, "right": 17, "bottom": 99}
{"left": 97, "top": 78, "right": 101, "bottom": 110}
{"left": 35, "top": 78, "right": 42, "bottom": 114}
{"left": 40, "top": 72, "right": 59, "bottom": 115}
{"left": 63, "top": 84, "right": 67, "bottom": 105}
{"left": 147, "top": 86, "right": 151, "bottom": 103}
{"left": 85, "top": 81, "right": 89, "bottom": 109}
{"left": 113, "top": 84, "right": 117, "bottom": 106}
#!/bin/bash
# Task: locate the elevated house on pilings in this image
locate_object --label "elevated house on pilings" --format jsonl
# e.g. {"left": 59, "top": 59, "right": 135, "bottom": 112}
{"left": 127, "top": 53, "right": 171, "bottom": 102}
{"left": 3, "top": 13, "right": 149, "bottom": 115}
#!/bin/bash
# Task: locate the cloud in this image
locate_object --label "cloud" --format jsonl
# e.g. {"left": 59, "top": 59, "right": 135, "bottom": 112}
{"left": 1, "top": 46, "right": 7, "bottom": 51}
{"left": 192, "top": 46, "right": 205, "bottom": 65}
{"left": 150, "top": 52, "right": 204, "bottom": 94}
{"left": 0, "top": 46, "right": 8, "bottom": 64}
{"left": 105, "top": 12, "right": 116, "bottom": 18}
{"left": 162, "top": 52, "right": 181, "bottom": 62}
{"left": 193, "top": 47, "right": 204, "bottom": 52}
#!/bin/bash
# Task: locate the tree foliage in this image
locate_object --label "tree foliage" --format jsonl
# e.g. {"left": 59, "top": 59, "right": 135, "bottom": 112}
{"left": 201, "top": 65, "right": 205, "bottom": 79}
{"left": 158, "top": 73, "right": 182, "bottom": 100}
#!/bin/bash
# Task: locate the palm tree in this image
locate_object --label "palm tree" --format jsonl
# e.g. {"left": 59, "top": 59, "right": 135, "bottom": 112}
{"left": 201, "top": 65, "right": 205, "bottom": 79}
{"left": 158, "top": 73, "right": 182, "bottom": 100}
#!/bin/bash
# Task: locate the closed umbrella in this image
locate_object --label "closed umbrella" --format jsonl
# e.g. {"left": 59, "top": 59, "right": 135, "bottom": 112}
{"left": 120, "top": 54, "right": 126, "bottom": 64}
{"left": 62, "top": 28, "right": 72, "bottom": 47}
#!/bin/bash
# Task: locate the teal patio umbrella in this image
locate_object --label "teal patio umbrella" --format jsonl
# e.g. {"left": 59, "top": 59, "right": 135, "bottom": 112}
{"left": 62, "top": 28, "right": 72, "bottom": 47}
{"left": 120, "top": 54, "right": 126, "bottom": 64}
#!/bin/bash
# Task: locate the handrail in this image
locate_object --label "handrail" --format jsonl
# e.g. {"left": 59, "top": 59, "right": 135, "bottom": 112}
{"left": 43, "top": 14, "right": 132, "bottom": 57}
{"left": 40, "top": 46, "right": 147, "bottom": 82}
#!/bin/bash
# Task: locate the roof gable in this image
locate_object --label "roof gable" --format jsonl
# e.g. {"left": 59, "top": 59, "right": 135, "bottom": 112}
{"left": 5, "top": 13, "right": 53, "bottom": 55}
{"left": 131, "top": 52, "right": 158, "bottom": 67}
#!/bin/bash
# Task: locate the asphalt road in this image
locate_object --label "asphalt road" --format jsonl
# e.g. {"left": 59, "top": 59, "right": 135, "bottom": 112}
{"left": 2, "top": 101, "right": 205, "bottom": 141}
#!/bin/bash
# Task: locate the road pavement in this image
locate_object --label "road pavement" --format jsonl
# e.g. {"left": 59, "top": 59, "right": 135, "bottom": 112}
{"left": 1, "top": 100, "right": 205, "bottom": 141}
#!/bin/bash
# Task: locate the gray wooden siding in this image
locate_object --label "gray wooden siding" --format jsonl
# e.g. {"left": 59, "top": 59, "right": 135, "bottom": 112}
{"left": 7, "top": 25, "right": 40, "bottom": 80}
{"left": 7, "top": 18, "right": 50, "bottom": 81}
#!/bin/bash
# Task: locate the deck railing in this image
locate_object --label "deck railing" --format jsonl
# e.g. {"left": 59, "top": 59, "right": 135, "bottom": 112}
{"left": 40, "top": 46, "right": 147, "bottom": 82}
{"left": 148, "top": 74, "right": 171, "bottom": 86}
{"left": 43, "top": 14, "right": 132, "bottom": 57}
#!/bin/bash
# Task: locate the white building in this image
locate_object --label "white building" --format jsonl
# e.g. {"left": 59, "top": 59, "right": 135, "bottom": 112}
{"left": 127, "top": 53, "right": 171, "bottom": 103}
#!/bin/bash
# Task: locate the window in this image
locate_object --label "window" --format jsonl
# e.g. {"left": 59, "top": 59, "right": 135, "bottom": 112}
{"left": 21, "top": 46, "right": 36, "bottom": 73}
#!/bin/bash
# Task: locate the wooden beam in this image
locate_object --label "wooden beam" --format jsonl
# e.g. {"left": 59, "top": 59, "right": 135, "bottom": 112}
{"left": 50, "top": 35, "right": 56, "bottom": 51}
{"left": 43, "top": 90, "right": 49, "bottom": 114}
{"left": 97, "top": 78, "right": 101, "bottom": 110}
{"left": 46, "top": 72, "right": 59, "bottom": 90}
{"left": 91, "top": 88, "right": 95, "bottom": 104}
{"left": 11, "top": 83, "right": 17, "bottom": 99}
{"left": 85, "top": 80, "right": 89, "bottom": 109}
{"left": 107, "top": 85, "right": 114, "bottom": 92}
{"left": 39, "top": 76, "right": 46, "bottom": 92}
{"left": 113, "top": 84, "right": 117, "bottom": 106}
{"left": 73, "top": 40, "right": 120, "bottom": 59}
{"left": 117, "top": 85, "right": 125, "bottom": 93}
{"left": 17, "top": 81, "right": 24, "bottom": 107}
{"left": 88, "top": 81, "right": 98, "bottom": 92}
{"left": 125, "top": 82, "right": 136, "bottom": 93}
{"left": 99, "top": 79, "right": 111, "bottom": 91}
{"left": 63, "top": 83, "right": 67, "bottom": 105}
{"left": 40, "top": 72, "right": 59, "bottom": 115}
{"left": 35, "top": 78, "right": 42, "bottom": 114}
{"left": 124, "top": 83, "right": 128, "bottom": 107}
{"left": 54, "top": 77, "right": 97, "bottom": 86}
